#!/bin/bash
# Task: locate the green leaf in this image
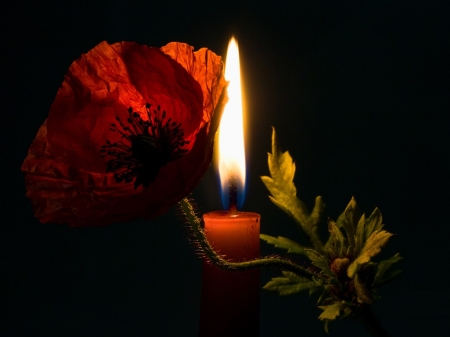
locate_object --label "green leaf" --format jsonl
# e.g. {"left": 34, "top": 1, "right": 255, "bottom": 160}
{"left": 261, "top": 176, "right": 306, "bottom": 226}
{"left": 373, "top": 253, "right": 403, "bottom": 286}
{"left": 365, "top": 207, "right": 384, "bottom": 242}
{"left": 264, "top": 193, "right": 291, "bottom": 216}
{"left": 326, "top": 219, "right": 346, "bottom": 256}
{"left": 266, "top": 127, "right": 297, "bottom": 196}
{"left": 304, "top": 249, "right": 335, "bottom": 279}
{"left": 375, "top": 269, "right": 403, "bottom": 286}
{"left": 354, "top": 213, "right": 366, "bottom": 255}
{"left": 347, "top": 230, "right": 393, "bottom": 278}
{"left": 261, "top": 177, "right": 311, "bottom": 231}
{"left": 310, "top": 196, "right": 326, "bottom": 229}
{"left": 318, "top": 301, "right": 345, "bottom": 320}
{"left": 340, "top": 197, "right": 361, "bottom": 250}
{"left": 260, "top": 128, "right": 325, "bottom": 253}
{"left": 263, "top": 271, "right": 319, "bottom": 296}
{"left": 345, "top": 197, "right": 363, "bottom": 228}
{"left": 335, "top": 211, "right": 346, "bottom": 229}
{"left": 260, "top": 234, "right": 307, "bottom": 254}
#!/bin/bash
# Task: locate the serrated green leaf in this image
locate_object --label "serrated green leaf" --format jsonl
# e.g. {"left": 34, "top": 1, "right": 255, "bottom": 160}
{"left": 375, "top": 269, "right": 403, "bottom": 286}
{"left": 348, "top": 230, "right": 393, "bottom": 278}
{"left": 327, "top": 219, "right": 346, "bottom": 256}
{"left": 304, "top": 249, "right": 335, "bottom": 279}
{"left": 263, "top": 181, "right": 311, "bottom": 231}
{"left": 310, "top": 196, "right": 326, "bottom": 228}
{"left": 318, "top": 301, "right": 345, "bottom": 320}
{"left": 336, "top": 211, "right": 346, "bottom": 229}
{"left": 261, "top": 128, "right": 325, "bottom": 253}
{"left": 266, "top": 193, "right": 291, "bottom": 216}
{"left": 261, "top": 175, "right": 309, "bottom": 229}
{"left": 266, "top": 127, "right": 297, "bottom": 197}
{"left": 354, "top": 273, "right": 374, "bottom": 304}
{"left": 310, "top": 276, "right": 326, "bottom": 297}
{"left": 355, "top": 213, "right": 366, "bottom": 255}
{"left": 372, "top": 253, "right": 403, "bottom": 286}
{"left": 346, "top": 197, "right": 363, "bottom": 228}
{"left": 260, "top": 234, "right": 307, "bottom": 254}
{"left": 365, "top": 207, "right": 384, "bottom": 242}
{"left": 263, "top": 271, "right": 318, "bottom": 296}
{"left": 340, "top": 197, "right": 361, "bottom": 249}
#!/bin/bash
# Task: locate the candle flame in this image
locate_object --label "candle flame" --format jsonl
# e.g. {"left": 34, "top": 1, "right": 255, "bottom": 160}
{"left": 218, "top": 37, "right": 246, "bottom": 210}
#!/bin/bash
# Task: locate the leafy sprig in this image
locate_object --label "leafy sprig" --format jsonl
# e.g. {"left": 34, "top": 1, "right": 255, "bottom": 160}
{"left": 260, "top": 128, "right": 402, "bottom": 335}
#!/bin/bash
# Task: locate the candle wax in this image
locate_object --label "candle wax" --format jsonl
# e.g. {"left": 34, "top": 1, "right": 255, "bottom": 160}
{"left": 199, "top": 211, "right": 260, "bottom": 337}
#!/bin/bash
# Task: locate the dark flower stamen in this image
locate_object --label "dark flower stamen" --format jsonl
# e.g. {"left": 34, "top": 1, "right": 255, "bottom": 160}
{"left": 100, "top": 103, "right": 190, "bottom": 189}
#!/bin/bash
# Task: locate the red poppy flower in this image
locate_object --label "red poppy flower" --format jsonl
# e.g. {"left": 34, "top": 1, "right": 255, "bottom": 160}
{"left": 21, "top": 41, "right": 227, "bottom": 226}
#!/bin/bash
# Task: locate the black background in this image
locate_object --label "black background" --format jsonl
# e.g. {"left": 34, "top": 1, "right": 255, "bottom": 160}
{"left": 1, "top": 0, "right": 449, "bottom": 336}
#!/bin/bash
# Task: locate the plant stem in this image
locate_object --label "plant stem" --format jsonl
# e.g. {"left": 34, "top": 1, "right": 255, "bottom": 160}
{"left": 179, "top": 198, "right": 329, "bottom": 281}
{"left": 355, "top": 304, "right": 391, "bottom": 337}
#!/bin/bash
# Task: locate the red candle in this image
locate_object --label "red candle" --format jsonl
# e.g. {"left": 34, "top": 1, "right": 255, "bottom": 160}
{"left": 199, "top": 212, "right": 260, "bottom": 337}
{"left": 199, "top": 37, "right": 260, "bottom": 337}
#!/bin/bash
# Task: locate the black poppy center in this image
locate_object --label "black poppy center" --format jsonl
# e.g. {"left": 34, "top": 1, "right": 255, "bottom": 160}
{"left": 100, "top": 104, "right": 189, "bottom": 189}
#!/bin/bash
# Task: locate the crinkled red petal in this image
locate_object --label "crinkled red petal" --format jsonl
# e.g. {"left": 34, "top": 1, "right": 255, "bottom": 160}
{"left": 22, "top": 41, "right": 226, "bottom": 226}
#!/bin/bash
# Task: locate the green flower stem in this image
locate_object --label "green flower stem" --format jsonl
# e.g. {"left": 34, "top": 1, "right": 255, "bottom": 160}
{"left": 179, "top": 198, "right": 328, "bottom": 281}
{"left": 354, "top": 304, "right": 391, "bottom": 337}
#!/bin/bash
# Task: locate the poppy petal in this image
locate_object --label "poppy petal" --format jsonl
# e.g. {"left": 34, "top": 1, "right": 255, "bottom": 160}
{"left": 22, "top": 41, "right": 227, "bottom": 226}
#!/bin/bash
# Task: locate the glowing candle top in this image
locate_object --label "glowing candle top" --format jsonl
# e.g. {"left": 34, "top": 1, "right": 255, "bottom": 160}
{"left": 218, "top": 37, "right": 246, "bottom": 211}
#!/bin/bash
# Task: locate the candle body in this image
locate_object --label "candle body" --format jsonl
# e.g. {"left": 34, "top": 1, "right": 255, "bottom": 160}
{"left": 199, "top": 211, "right": 260, "bottom": 337}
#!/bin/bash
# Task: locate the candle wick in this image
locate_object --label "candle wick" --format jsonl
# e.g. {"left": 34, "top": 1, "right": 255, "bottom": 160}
{"left": 229, "top": 174, "right": 238, "bottom": 216}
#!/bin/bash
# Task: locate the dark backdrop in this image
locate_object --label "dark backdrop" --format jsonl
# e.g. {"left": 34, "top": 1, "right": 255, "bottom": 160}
{"left": 1, "top": 0, "right": 449, "bottom": 336}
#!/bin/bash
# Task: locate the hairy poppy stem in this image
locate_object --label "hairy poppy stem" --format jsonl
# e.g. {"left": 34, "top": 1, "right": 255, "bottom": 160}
{"left": 178, "top": 198, "right": 328, "bottom": 280}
